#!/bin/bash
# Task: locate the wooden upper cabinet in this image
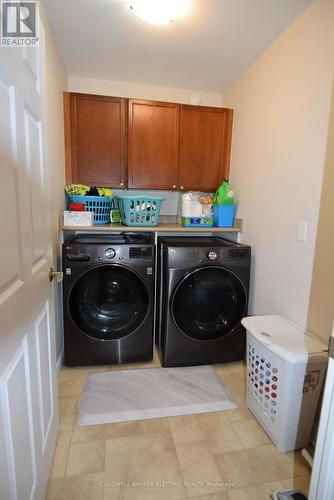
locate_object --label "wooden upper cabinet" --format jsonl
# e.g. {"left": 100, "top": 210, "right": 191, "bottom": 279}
{"left": 179, "top": 105, "right": 233, "bottom": 192}
{"left": 63, "top": 93, "right": 234, "bottom": 192}
{"left": 64, "top": 92, "right": 126, "bottom": 188}
{"left": 128, "top": 99, "right": 179, "bottom": 189}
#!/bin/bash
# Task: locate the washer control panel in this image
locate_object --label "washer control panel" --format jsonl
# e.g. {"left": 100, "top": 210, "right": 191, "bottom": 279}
{"left": 95, "top": 245, "right": 153, "bottom": 263}
{"left": 64, "top": 236, "right": 155, "bottom": 268}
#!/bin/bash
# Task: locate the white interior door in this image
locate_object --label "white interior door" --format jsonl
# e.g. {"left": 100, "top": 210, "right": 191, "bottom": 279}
{"left": 0, "top": 14, "right": 58, "bottom": 500}
{"left": 308, "top": 321, "right": 334, "bottom": 500}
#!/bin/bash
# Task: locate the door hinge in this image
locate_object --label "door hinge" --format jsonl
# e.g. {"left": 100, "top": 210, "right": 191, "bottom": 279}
{"left": 329, "top": 337, "right": 334, "bottom": 360}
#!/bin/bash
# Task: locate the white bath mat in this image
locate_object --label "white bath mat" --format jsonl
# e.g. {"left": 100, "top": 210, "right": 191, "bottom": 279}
{"left": 77, "top": 365, "right": 237, "bottom": 425}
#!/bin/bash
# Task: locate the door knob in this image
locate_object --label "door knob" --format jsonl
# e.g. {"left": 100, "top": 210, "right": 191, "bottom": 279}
{"left": 120, "top": 182, "right": 124, "bottom": 187}
{"left": 49, "top": 268, "right": 63, "bottom": 283}
{"left": 172, "top": 185, "right": 176, "bottom": 189}
{"left": 180, "top": 186, "right": 184, "bottom": 190}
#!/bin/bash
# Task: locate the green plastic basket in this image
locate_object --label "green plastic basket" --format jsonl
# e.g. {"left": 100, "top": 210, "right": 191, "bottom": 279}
{"left": 117, "top": 196, "right": 163, "bottom": 226}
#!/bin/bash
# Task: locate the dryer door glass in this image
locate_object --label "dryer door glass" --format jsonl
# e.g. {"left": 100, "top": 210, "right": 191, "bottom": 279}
{"left": 171, "top": 267, "right": 247, "bottom": 341}
{"left": 69, "top": 265, "right": 149, "bottom": 340}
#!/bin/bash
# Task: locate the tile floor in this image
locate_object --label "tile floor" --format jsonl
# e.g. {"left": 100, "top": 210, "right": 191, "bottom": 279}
{"left": 46, "top": 351, "right": 311, "bottom": 500}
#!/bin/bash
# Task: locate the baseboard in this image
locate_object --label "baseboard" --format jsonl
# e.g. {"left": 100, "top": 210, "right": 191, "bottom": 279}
{"left": 56, "top": 348, "right": 64, "bottom": 376}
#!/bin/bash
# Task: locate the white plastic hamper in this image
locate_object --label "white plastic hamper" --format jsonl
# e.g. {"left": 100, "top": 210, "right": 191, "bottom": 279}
{"left": 241, "top": 315, "right": 328, "bottom": 453}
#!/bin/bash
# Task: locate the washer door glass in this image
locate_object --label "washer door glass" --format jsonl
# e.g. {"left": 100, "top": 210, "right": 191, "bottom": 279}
{"left": 69, "top": 265, "right": 149, "bottom": 340}
{"left": 171, "top": 267, "right": 247, "bottom": 341}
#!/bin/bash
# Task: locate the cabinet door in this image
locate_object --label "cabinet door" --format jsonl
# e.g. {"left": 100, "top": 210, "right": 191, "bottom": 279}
{"left": 64, "top": 93, "right": 126, "bottom": 188}
{"left": 179, "top": 105, "right": 233, "bottom": 192}
{"left": 128, "top": 99, "right": 179, "bottom": 189}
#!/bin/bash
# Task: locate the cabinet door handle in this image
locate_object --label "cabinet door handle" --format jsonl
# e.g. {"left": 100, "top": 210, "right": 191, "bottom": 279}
{"left": 180, "top": 186, "right": 184, "bottom": 190}
{"left": 172, "top": 185, "right": 176, "bottom": 189}
{"left": 120, "top": 182, "right": 124, "bottom": 187}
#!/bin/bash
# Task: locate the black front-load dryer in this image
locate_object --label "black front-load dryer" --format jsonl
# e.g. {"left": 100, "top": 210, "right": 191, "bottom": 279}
{"left": 156, "top": 237, "right": 251, "bottom": 367}
{"left": 63, "top": 233, "right": 154, "bottom": 366}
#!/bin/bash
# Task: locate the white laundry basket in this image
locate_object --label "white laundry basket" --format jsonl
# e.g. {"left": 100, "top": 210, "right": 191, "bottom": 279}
{"left": 242, "top": 315, "right": 328, "bottom": 453}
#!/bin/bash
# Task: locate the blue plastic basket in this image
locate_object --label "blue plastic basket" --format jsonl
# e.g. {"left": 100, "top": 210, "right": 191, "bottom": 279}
{"left": 67, "top": 195, "right": 112, "bottom": 225}
{"left": 117, "top": 195, "right": 163, "bottom": 226}
{"left": 213, "top": 205, "right": 236, "bottom": 227}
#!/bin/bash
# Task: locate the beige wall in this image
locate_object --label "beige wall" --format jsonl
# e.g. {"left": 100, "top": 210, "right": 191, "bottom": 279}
{"left": 223, "top": 0, "right": 334, "bottom": 329}
{"left": 43, "top": 0, "right": 334, "bottom": 352}
{"left": 307, "top": 81, "right": 334, "bottom": 343}
{"left": 68, "top": 75, "right": 223, "bottom": 107}
{"left": 41, "top": 7, "right": 68, "bottom": 364}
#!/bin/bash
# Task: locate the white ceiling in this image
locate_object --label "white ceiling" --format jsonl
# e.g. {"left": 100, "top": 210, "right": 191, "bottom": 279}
{"left": 43, "top": 0, "right": 312, "bottom": 92}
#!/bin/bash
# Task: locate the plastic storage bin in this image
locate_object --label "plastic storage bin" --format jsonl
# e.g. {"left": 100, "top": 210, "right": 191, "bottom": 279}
{"left": 117, "top": 195, "right": 163, "bottom": 226}
{"left": 213, "top": 205, "right": 236, "bottom": 227}
{"left": 67, "top": 195, "right": 112, "bottom": 225}
{"left": 242, "top": 315, "right": 328, "bottom": 452}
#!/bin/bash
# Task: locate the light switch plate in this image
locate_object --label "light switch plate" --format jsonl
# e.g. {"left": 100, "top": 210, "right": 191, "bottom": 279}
{"left": 297, "top": 221, "right": 308, "bottom": 242}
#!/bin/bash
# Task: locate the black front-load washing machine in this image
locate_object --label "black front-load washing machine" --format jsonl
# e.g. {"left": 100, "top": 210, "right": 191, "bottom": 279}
{"left": 156, "top": 237, "right": 251, "bottom": 367}
{"left": 62, "top": 233, "right": 154, "bottom": 366}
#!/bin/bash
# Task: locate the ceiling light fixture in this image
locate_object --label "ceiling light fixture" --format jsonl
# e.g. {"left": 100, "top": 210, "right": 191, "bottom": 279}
{"left": 129, "top": 0, "right": 191, "bottom": 25}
